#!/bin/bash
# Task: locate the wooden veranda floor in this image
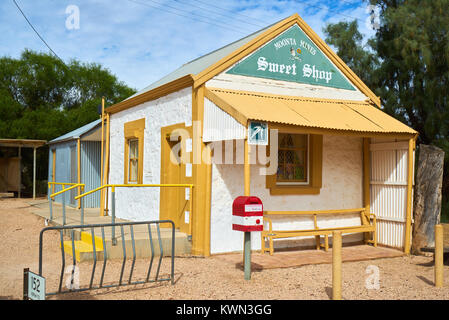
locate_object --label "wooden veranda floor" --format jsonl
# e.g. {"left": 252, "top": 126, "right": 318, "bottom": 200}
{"left": 216, "top": 244, "right": 404, "bottom": 270}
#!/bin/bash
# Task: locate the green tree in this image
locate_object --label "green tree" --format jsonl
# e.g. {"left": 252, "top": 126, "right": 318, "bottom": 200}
{"left": 0, "top": 49, "right": 136, "bottom": 196}
{"left": 324, "top": 0, "right": 449, "bottom": 219}
{"left": 324, "top": 20, "right": 379, "bottom": 90}
{"left": 0, "top": 49, "right": 136, "bottom": 140}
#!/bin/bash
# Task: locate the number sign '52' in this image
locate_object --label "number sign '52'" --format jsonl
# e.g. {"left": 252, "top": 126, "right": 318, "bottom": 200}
{"left": 24, "top": 269, "right": 46, "bottom": 300}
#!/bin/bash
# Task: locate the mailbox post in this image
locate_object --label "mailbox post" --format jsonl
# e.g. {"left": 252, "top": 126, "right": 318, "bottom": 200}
{"left": 232, "top": 196, "right": 263, "bottom": 280}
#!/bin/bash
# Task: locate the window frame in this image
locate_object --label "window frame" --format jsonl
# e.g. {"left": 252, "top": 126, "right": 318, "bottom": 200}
{"left": 127, "top": 138, "right": 139, "bottom": 183}
{"left": 276, "top": 133, "right": 310, "bottom": 185}
{"left": 124, "top": 118, "right": 145, "bottom": 184}
{"left": 265, "top": 130, "right": 322, "bottom": 195}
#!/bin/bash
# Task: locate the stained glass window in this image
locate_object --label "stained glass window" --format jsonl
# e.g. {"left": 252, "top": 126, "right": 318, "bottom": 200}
{"left": 276, "top": 133, "right": 308, "bottom": 183}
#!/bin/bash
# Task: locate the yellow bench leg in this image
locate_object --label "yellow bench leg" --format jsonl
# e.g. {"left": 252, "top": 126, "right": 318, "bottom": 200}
{"left": 315, "top": 235, "right": 321, "bottom": 250}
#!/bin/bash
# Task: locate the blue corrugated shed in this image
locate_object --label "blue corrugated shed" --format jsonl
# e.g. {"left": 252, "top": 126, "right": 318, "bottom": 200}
{"left": 48, "top": 120, "right": 102, "bottom": 208}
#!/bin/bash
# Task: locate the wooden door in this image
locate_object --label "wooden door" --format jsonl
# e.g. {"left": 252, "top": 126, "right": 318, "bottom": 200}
{"left": 370, "top": 140, "right": 414, "bottom": 249}
{"left": 160, "top": 123, "right": 192, "bottom": 233}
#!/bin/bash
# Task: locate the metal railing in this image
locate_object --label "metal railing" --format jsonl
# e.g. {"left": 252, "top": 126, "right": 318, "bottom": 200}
{"left": 48, "top": 182, "right": 85, "bottom": 225}
{"left": 38, "top": 219, "right": 175, "bottom": 297}
{"left": 75, "top": 184, "right": 194, "bottom": 244}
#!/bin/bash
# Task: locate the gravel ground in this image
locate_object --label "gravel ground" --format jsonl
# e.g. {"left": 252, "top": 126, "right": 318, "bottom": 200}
{"left": 1, "top": 197, "right": 449, "bottom": 300}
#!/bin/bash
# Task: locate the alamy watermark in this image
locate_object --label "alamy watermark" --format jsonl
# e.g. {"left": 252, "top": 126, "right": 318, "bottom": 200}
{"left": 65, "top": 5, "right": 80, "bottom": 30}
{"left": 167, "top": 121, "right": 278, "bottom": 176}
{"left": 65, "top": 265, "right": 80, "bottom": 290}
{"left": 365, "top": 265, "right": 380, "bottom": 290}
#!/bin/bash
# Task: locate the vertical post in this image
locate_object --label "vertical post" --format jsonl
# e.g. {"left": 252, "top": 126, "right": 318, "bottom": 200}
{"left": 435, "top": 224, "right": 444, "bottom": 287}
{"left": 80, "top": 186, "right": 84, "bottom": 226}
{"left": 104, "top": 112, "right": 110, "bottom": 216}
{"left": 77, "top": 139, "right": 81, "bottom": 209}
{"left": 244, "top": 138, "right": 251, "bottom": 280}
{"left": 111, "top": 186, "right": 116, "bottom": 245}
{"left": 332, "top": 231, "right": 342, "bottom": 300}
{"left": 18, "top": 146, "right": 21, "bottom": 198}
{"left": 362, "top": 138, "right": 371, "bottom": 236}
{"left": 189, "top": 185, "right": 193, "bottom": 237}
{"left": 33, "top": 147, "right": 36, "bottom": 200}
{"left": 23, "top": 268, "right": 29, "bottom": 300}
{"left": 48, "top": 185, "right": 53, "bottom": 221}
{"left": 100, "top": 97, "right": 105, "bottom": 216}
{"left": 404, "top": 137, "right": 415, "bottom": 254}
{"left": 62, "top": 186, "right": 66, "bottom": 226}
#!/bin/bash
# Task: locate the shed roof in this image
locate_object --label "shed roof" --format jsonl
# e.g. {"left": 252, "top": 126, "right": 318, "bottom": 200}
{"left": 48, "top": 119, "right": 101, "bottom": 145}
{"left": 0, "top": 139, "right": 47, "bottom": 148}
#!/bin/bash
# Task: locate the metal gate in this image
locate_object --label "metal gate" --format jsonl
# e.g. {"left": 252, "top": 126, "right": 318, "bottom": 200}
{"left": 370, "top": 140, "right": 413, "bottom": 249}
{"left": 32, "top": 220, "right": 175, "bottom": 298}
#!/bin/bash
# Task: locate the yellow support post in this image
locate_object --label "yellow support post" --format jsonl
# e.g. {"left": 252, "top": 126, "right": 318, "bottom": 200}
{"left": 104, "top": 112, "right": 110, "bottom": 215}
{"left": 435, "top": 224, "right": 444, "bottom": 288}
{"left": 404, "top": 137, "right": 415, "bottom": 254}
{"left": 100, "top": 97, "right": 105, "bottom": 216}
{"left": 332, "top": 231, "right": 342, "bottom": 300}
{"left": 77, "top": 138, "right": 81, "bottom": 209}
{"left": 244, "top": 138, "right": 250, "bottom": 196}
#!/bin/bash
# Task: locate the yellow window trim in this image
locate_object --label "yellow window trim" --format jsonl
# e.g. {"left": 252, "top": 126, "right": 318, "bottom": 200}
{"left": 124, "top": 118, "right": 145, "bottom": 184}
{"left": 266, "top": 133, "right": 322, "bottom": 195}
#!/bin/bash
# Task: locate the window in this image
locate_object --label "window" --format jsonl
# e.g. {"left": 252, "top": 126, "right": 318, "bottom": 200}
{"left": 128, "top": 139, "right": 139, "bottom": 183}
{"left": 124, "top": 118, "right": 145, "bottom": 184}
{"left": 266, "top": 130, "right": 322, "bottom": 195}
{"left": 277, "top": 133, "right": 308, "bottom": 184}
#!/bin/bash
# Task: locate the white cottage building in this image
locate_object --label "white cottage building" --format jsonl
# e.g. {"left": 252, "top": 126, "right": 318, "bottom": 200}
{"left": 102, "top": 14, "right": 417, "bottom": 257}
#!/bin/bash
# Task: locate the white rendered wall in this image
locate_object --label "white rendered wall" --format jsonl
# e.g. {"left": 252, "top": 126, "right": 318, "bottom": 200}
{"left": 210, "top": 135, "right": 364, "bottom": 254}
{"left": 107, "top": 87, "right": 192, "bottom": 221}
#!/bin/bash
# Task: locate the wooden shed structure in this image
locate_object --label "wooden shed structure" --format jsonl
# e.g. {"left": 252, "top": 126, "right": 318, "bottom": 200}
{"left": 47, "top": 120, "right": 103, "bottom": 208}
{"left": 0, "top": 139, "right": 46, "bottom": 198}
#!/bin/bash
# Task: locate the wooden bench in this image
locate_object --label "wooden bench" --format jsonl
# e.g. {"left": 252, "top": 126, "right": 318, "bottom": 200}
{"left": 261, "top": 208, "right": 377, "bottom": 255}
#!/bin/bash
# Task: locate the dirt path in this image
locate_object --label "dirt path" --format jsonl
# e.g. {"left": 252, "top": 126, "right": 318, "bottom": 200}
{"left": 1, "top": 198, "right": 449, "bottom": 300}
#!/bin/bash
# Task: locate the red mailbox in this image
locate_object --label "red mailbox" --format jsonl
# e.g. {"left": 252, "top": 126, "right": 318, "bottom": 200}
{"left": 232, "top": 196, "right": 263, "bottom": 232}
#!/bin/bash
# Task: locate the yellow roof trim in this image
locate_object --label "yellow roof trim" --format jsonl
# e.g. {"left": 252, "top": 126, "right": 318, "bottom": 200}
{"left": 194, "top": 13, "right": 381, "bottom": 108}
{"left": 204, "top": 87, "right": 417, "bottom": 137}
{"left": 106, "top": 74, "right": 194, "bottom": 114}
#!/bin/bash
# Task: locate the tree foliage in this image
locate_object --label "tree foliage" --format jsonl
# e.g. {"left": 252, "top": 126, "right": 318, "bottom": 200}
{"left": 0, "top": 49, "right": 136, "bottom": 196}
{"left": 0, "top": 49, "right": 136, "bottom": 141}
{"left": 324, "top": 0, "right": 449, "bottom": 218}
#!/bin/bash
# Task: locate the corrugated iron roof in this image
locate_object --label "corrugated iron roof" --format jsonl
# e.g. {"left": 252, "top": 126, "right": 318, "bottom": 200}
{"left": 125, "top": 20, "right": 279, "bottom": 100}
{"left": 205, "top": 88, "right": 417, "bottom": 135}
{"left": 48, "top": 119, "right": 102, "bottom": 144}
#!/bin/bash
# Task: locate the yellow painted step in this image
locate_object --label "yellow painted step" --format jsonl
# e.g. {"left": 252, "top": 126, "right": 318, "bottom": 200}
{"left": 80, "top": 231, "right": 104, "bottom": 249}
{"left": 60, "top": 231, "right": 104, "bottom": 262}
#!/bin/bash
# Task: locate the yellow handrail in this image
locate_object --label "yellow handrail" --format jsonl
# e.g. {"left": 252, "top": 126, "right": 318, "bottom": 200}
{"left": 50, "top": 183, "right": 85, "bottom": 198}
{"left": 74, "top": 183, "right": 194, "bottom": 200}
{"left": 74, "top": 185, "right": 107, "bottom": 200}
{"left": 263, "top": 208, "right": 366, "bottom": 215}
{"left": 48, "top": 182, "right": 80, "bottom": 186}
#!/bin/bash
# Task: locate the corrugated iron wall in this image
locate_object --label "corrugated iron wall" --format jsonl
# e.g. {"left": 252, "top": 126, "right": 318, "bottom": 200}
{"left": 80, "top": 141, "right": 101, "bottom": 208}
{"left": 48, "top": 140, "right": 101, "bottom": 208}
{"left": 48, "top": 141, "right": 76, "bottom": 207}
{"left": 370, "top": 140, "right": 410, "bottom": 249}
{"left": 203, "top": 98, "right": 246, "bottom": 142}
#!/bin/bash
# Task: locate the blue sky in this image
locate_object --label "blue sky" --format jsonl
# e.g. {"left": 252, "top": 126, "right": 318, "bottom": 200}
{"left": 0, "top": 0, "right": 377, "bottom": 91}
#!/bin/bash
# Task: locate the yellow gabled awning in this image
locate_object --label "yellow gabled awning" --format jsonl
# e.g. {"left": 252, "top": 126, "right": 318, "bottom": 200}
{"left": 204, "top": 88, "right": 417, "bottom": 137}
